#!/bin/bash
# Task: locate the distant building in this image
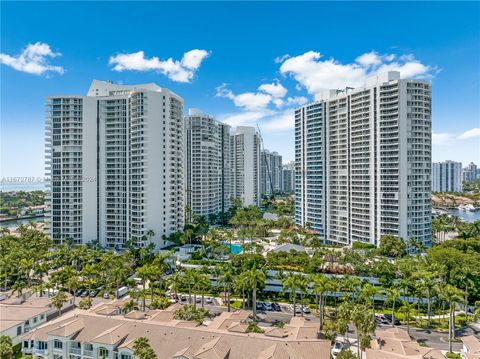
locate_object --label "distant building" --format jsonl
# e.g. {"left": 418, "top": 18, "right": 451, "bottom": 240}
{"left": 184, "top": 109, "right": 233, "bottom": 222}
{"left": 232, "top": 126, "right": 261, "bottom": 206}
{"left": 295, "top": 71, "right": 432, "bottom": 246}
{"left": 432, "top": 160, "right": 463, "bottom": 192}
{"left": 282, "top": 161, "right": 295, "bottom": 193}
{"left": 463, "top": 162, "right": 479, "bottom": 182}
{"left": 260, "top": 150, "right": 282, "bottom": 196}
{"left": 46, "top": 81, "right": 184, "bottom": 249}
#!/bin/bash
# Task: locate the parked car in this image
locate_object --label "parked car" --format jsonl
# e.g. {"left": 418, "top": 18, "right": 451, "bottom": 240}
{"left": 302, "top": 306, "right": 311, "bottom": 314}
{"left": 89, "top": 290, "right": 98, "bottom": 298}
{"left": 272, "top": 302, "right": 281, "bottom": 311}
{"left": 331, "top": 342, "right": 344, "bottom": 358}
{"left": 264, "top": 302, "right": 273, "bottom": 311}
{"left": 383, "top": 314, "right": 400, "bottom": 325}
{"left": 180, "top": 295, "right": 187, "bottom": 302}
{"left": 206, "top": 297, "right": 213, "bottom": 304}
{"left": 80, "top": 290, "right": 89, "bottom": 298}
{"left": 256, "top": 302, "right": 266, "bottom": 311}
{"left": 289, "top": 304, "right": 302, "bottom": 314}
{"left": 103, "top": 293, "right": 110, "bottom": 299}
{"left": 196, "top": 297, "right": 201, "bottom": 303}
{"left": 74, "top": 289, "right": 85, "bottom": 297}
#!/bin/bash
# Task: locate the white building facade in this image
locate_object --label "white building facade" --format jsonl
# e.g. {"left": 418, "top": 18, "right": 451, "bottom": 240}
{"left": 184, "top": 109, "right": 233, "bottom": 223}
{"left": 232, "top": 126, "right": 261, "bottom": 206}
{"left": 295, "top": 72, "right": 432, "bottom": 246}
{"left": 46, "top": 80, "right": 184, "bottom": 249}
{"left": 432, "top": 161, "right": 463, "bottom": 192}
{"left": 282, "top": 161, "right": 295, "bottom": 193}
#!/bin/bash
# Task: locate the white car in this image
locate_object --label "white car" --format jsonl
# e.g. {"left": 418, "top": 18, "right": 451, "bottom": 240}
{"left": 206, "top": 297, "right": 213, "bottom": 304}
{"left": 302, "top": 306, "right": 311, "bottom": 314}
{"left": 331, "top": 342, "right": 344, "bottom": 358}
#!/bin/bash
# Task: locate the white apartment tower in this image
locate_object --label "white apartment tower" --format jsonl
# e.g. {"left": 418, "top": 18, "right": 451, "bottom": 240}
{"left": 185, "top": 109, "right": 233, "bottom": 222}
{"left": 282, "top": 161, "right": 295, "bottom": 193}
{"left": 232, "top": 126, "right": 261, "bottom": 206}
{"left": 260, "top": 150, "right": 283, "bottom": 196}
{"left": 46, "top": 80, "right": 184, "bottom": 249}
{"left": 295, "top": 72, "right": 432, "bottom": 246}
{"left": 432, "top": 161, "right": 463, "bottom": 192}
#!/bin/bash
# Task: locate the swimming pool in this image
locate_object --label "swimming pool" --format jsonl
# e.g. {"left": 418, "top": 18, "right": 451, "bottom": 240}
{"left": 223, "top": 242, "right": 243, "bottom": 254}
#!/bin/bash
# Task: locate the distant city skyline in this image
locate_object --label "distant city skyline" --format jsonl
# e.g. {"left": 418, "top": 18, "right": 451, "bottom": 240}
{"left": 1, "top": 1, "right": 479, "bottom": 177}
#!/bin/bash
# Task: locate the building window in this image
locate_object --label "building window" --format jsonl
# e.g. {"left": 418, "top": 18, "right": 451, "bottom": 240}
{"left": 99, "top": 348, "right": 109, "bottom": 357}
{"left": 17, "top": 326, "right": 22, "bottom": 335}
{"left": 121, "top": 354, "right": 132, "bottom": 359}
{"left": 54, "top": 339, "right": 63, "bottom": 349}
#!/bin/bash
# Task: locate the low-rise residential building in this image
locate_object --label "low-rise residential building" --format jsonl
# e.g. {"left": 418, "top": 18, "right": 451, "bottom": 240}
{"left": 0, "top": 294, "right": 74, "bottom": 345}
{"left": 366, "top": 327, "right": 445, "bottom": 359}
{"left": 461, "top": 335, "right": 480, "bottom": 359}
{"left": 22, "top": 304, "right": 331, "bottom": 359}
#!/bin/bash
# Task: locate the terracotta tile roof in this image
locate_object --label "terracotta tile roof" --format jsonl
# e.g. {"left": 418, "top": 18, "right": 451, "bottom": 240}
{"left": 463, "top": 336, "right": 480, "bottom": 354}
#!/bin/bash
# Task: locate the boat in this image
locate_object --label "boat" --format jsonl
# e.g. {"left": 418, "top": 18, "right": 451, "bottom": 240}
{"left": 465, "top": 204, "right": 476, "bottom": 212}
{"left": 458, "top": 204, "right": 466, "bottom": 211}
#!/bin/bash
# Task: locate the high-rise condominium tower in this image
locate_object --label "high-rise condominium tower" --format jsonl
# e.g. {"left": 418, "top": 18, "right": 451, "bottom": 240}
{"left": 432, "top": 161, "right": 463, "bottom": 192}
{"left": 232, "top": 126, "right": 261, "bottom": 206}
{"left": 184, "top": 109, "right": 233, "bottom": 222}
{"left": 260, "top": 150, "right": 283, "bottom": 196}
{"left": 282, "top": 161, "right": 295, "bottom": 193}
{"left": 46, "top": 80, "right": 184, "bottom": 249}
{"left": 295, "top": 71, "right": 432, "bottom": 246}
{"left": 463, "top": 162, "right": 478, "bottom": 182}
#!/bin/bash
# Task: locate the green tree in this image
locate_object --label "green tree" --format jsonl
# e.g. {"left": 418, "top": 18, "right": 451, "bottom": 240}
{"left": 174, "top": 304, "right": 211, "bottom": 325}
{"left": 310, "top": 274, "right": 330, "bottom": 330}
{"left": 244, "top": 267, "right": 266, "bottom": 321}
{"left": 399, "top": 300, "right": 416, "bottom": 335}
{"left": 132, "top": 337, "right": 157, "bottom": 359}
{"left": 386, "top": 287, "right": 400, "bottom": 328}
{"left": 282, "top": 273, "right": 303, "bottom": 317}
{"left": 51, "top": 290, "right": 69, "bottom": 317}
{"left": 437, "top": 284, "right": 465, "bottom": 354}
{"left": 378, "top": 235, "right": 406, "bottom": 257}
{"left": 0, "top": 335, "right": 13, "bottom": 359}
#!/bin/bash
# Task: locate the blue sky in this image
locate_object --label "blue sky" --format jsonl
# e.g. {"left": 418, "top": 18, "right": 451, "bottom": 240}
{"left": 1, "top": 1, "right": 479, "bottom": 178}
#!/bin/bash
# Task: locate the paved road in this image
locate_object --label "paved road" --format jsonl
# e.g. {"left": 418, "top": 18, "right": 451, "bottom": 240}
{"left": 76, "top": 294, "right": 477, "bottom": 352}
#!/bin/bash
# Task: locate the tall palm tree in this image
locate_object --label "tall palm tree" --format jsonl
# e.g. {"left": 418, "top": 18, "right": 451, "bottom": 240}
{"left": 51, "top": 290, "right": 68, "bottom": 317}
{"left": 399, "top": 300, "right": 416, "bottom": 335}
{"left": 361, "top": 283, "right": 380, "bottom": 319}
{"left": 234, "top": 272, "right": 249, "bottom": 309}
{"left": 282, "top": 273, "right": 302, "bottom": 317}
{"left": 386, "top": 287, "right": 400, "bottom": 327}
{"left": 437, "top": 284, "right": 465, "bottom": 354}
{"left": 310, "top": 274, "right": 330, "bottom": 330}
{"left": 219, "top": 264, "right": 235, "bottom": 312}
{"left": 244, "top": 267, "right": 266, "bottom": 321}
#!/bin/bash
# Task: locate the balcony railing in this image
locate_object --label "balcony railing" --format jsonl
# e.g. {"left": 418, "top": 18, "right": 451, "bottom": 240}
{"left": 69, "top": 347, "right": 82, "bottom": 354}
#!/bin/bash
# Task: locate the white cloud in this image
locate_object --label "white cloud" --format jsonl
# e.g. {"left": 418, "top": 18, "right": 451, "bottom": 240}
{"left": 279, "top": 50, "right": 436, "bottom": 100}
{"left": 217, "top": 80, "right": 289, "bottom": 111}
{"left": 109, "top": 49, "right": 209, "bottom": 83}
{"left": 457, "top": 128, "right": 480, "bottom": 140}
{"left": 432, "top": 133, "right": 455, "bottom": 146}
{"left": 258, "top": 82, "right": 287, "bottom": 98}
{"left": 262, "top": 109, "right": 295, "bottom": 131}
{"left": 274, "top": 54, "right": 290, "bottom": 64}
{"left": 0, "top": 42, "right": 64, "bottom": 76}
{"left": 286, "top": 96, "right": 308, "bottom": 106}
{"left": 219, "top": 109, "right": 274, "bottom": 127}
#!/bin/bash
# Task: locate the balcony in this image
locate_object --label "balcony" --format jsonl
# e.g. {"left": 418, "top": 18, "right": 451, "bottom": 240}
{"left": 69, "top": 347, "right": 82, "bottom": 355}
{"left": 34, "top": 348, "right": 48, "bottom": 356}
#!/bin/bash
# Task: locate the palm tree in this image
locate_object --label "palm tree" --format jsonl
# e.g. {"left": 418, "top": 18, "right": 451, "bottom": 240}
{"left": 123, "top": 300, "right": 139, "bottom": 313}
{"left": 361, "top": 283, "right": 380, "bottom": 319}
{"left": 399, "top": 300, "right": 416, "bottom": 335}
{"left": 195, "top": 273, "right": 210, "bottom": 309}
{"left": 66, "top": 276, "right": 80, "bottom": 306}
{"left": 386, "top": 287, "right": 400, "bottom": 327}
{"left": 244, "top": 267, "right": 266, "bottom": 321}
{"left": 133, "top": 337, "right": 157, "bottom": 359}
{"left": 51, "top": 290, "right": 69, "bottom": 317}
{"left": 310, "top": 274, "right": 330, "bottom": 330}
{"left": 417, "top": 273, "right": 437, "bottom": 327}
{"left": 219, "top": 264, "right": 235, "bottom": 312}
{"left": 234, "top": 272, "right": 249, "bottom": 309}
{"left": 282, "top": 273, "right": 302, "bottom": 317}
{"left": 437, "top": 284, "right": 465, "bottom": 354}
{"left": 167, "top": 271, "right": 183, "bottom": 301}
{"left": 352, "top": 304, "right": 376, "bottom": 358}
